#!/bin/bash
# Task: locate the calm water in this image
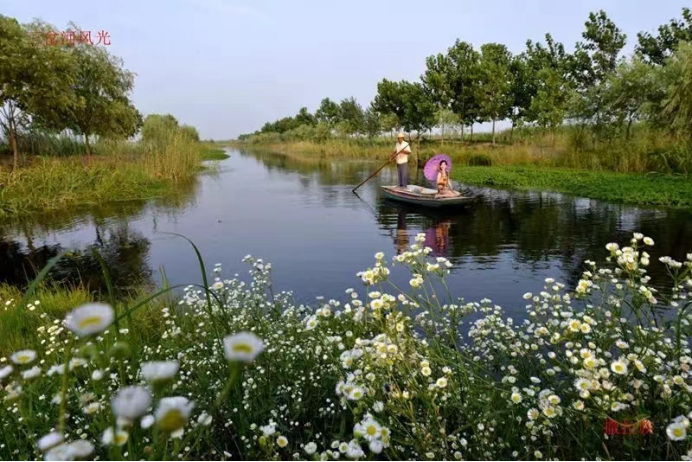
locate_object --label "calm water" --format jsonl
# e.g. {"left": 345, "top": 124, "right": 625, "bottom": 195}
{"left": 2, "top": 148, "right": 692, "bottom": 314}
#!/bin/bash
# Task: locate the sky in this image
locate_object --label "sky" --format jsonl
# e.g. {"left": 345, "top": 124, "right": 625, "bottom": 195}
{"left": 1, "top": 0, "right": 689, "bottom": 139}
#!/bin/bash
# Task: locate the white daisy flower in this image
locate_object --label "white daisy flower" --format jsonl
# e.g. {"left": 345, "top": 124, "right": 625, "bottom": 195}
{"left": 610, "top": 358, "right": 628, "bottom": 375}
{"left": 111, "top": 386, "right": 152, "bottom": 420}
{"left": 141, "top": 415, "right": 155, "bottom": 429}
{"left": 223, "top": 332, "right": 265, "bottom": 363}
{"left": 101, "top": 428, "right": 129, "bottom": 446}
{"left": 65, "top": 303, "right": 114, "bottom": 336}
{"left": 68, "top": 440, "right": 94, "bottom": 459}
{"left": 38, "top": 432, "right": 63, "bottom": 451}
{"left": 276, "top": 436, "right": 289, "bottom": 448}
{"left": 667, "top": 421, "right": 687, "bottom": 441}
{"left": 11, "top": 350, "right": 36, "bottom": 365}
{"left": 304, "top": 442, "right": 317, "bottom": 455}
{"left": 155, "top": 396, "right": 195, "bottom": 432}
{"left": 141, "top": 361, "right": 179, "bottom": 384}
{"left": 0, "top": 365, "right": 14, "bottom": 380}
{"left": 21, "top": 366, "right": 41, "bottom": 380}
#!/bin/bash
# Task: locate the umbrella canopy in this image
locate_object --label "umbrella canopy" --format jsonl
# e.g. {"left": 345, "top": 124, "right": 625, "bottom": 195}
{"left": 423, "top": 154, "right": 452, "bottom": 182}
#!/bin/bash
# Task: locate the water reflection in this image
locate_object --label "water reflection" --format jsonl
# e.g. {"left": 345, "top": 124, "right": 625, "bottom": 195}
{"left": 0, "top": 148, "right": 690, "bottom": 310}
{"left": 0, "top": 221, "right": 152, "bottom": 295}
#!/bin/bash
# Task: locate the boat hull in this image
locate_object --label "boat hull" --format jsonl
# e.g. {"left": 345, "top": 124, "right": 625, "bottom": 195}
{"left": 380, "top": 186, "right": 472, "bottom": 208}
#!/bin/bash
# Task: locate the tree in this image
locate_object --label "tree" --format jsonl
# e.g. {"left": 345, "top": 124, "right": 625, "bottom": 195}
{"left": 605, "top": 58, "right": 660, "bottom": 139}
{"left": 532, "top": 67, "right": 570, "bottom": 143}
{"left": 296, "top": 107, "right": 316, "bottom": 126}
{"left": 58, "top": 34, "right": 140, "bottom": 157}
{"left": 363, "top": 106, "right": 382, "bottom": 138}
{"left": 400, "top": 81, "right": 436, "bottom": 142}
{"left": 373, "top": 79, "right": 407, "bottom": 126}
{"left": 580, "top": 10, "right": 627, "bottom": 83}
{"left": 380, "top": 113, "right": 400, "bottom": 137}
{"left": 660, "top": 41, "right": 692, "bottom": 141}
{"left": 568, "top": 11, "right": 627, "bottom": 137}
{"left": 315, "top": 98, "right": 340, "bottom": 127}
{"left": 141, "top": 114, "right": 179, "bottom": 145}
{"left": 445, "top": 41, "right": 481, "bottom": 139}
{"left": 338, "top": 97, "right": 365, "bottom": 136}
{"left": 0, "top": 17, "right": 76, "bottom": 170}
{"left": 421, "top": 52, "right": 453, "bottom": 109}
{"left": 436, "top": 108, "right": 459, "bottom": 144}
{"left": 476, "top": 43, "right": 513, "bottom": 145}
{"left": 637, "top": 8, "right": 692, "bottom": 65}
{"left": 508, "top": 53, "right": 532, "bottom": 138}
{"left": 179, "top": 124, "right": 200, "bottom": 142}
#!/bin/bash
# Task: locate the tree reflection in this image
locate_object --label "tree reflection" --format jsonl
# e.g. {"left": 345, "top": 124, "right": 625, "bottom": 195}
{"left": 376, "top": 188, "right": 692, "bottom": 291}
{"left": 0, "top": 221, "right": 152, "bottom": 295}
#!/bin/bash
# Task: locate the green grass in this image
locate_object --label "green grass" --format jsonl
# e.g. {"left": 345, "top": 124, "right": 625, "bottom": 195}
{"left": 0, "top": 133, "right": 205, "bottom": 216}
{"left": 0, "top": 284, "right": 167, "bottom": 358}
{"left": 200, "top": 146, "right": 230, "bottom": 161}
{"left": 452, "top": 166, "right": 692, "bottom": 207}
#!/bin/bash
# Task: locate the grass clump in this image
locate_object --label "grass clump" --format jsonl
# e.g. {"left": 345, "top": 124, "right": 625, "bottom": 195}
{"left": 0, "top": 131, "right": 203, "bottom": 216}
{"left": 200, "top": 146, "right": 230, "bottom": 161}
{"left": 0, "top": 233, "right": 691, "bottom": 460}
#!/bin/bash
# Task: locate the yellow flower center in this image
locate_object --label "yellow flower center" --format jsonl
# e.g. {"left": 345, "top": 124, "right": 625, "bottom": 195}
{"left": 232, "top": 343, "right": 253, "bottom": 354}
{"left": 77, "top": 316, "right": 103, "bottom": 329}
{"left": 158, "top": 410, "right": 185, "bottom": 432}
{"left": 366, "top": 425, "right": 378, "bottom": 436}
{"left": 673, "top": 428, "right": 683, "bottom": 438}
{"left": 115, "top": 433, "right": 128, "bottom": 445}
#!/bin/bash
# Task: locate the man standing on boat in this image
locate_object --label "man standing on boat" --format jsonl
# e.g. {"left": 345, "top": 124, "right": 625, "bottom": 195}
{"left": 394, "top": 132, "right": 411, "bottom": 188}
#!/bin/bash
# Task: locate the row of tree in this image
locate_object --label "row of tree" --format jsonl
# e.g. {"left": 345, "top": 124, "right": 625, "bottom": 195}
{"left": 240, "top": 8, "right": 692, "bottom": 146}
{"left": 1, "top": 16, "right": 143, "bottom": 169}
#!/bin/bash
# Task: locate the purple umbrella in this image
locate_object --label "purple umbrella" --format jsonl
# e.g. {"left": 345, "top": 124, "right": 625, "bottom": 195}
{"left": 424, "top": 154, "right": 452, "bottom": 182}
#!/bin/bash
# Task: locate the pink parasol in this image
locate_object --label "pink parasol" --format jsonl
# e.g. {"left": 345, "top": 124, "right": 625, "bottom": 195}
{"left": 423, "top": 154, "right": 452, "bottom": 182}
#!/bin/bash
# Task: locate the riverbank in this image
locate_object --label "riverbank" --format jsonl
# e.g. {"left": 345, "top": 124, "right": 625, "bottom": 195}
{"left": 452, "top": 166, "right": 692, "bottom": 207}
{"left": 0, "top": 138, "right": 216, "bottom": 216}
{"left": 0, "top": 232, "right": 689, "bottom": 460}
{"left": 235, "top": 140, "right": 692, "bottom": 207}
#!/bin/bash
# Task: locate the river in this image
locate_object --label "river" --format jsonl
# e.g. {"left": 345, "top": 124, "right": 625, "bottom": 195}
{"left": 2, "top": 148, "right": 691, "bottom": 315}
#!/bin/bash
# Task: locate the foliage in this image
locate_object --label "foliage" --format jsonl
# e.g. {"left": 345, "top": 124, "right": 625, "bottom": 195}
{"left": 660, "top": 42, "right": 692, "bottom": 141}
{"left": 476, "top": 43, "right": 513, "bottom": 144}
{"left": 637, "top": 7, "right": 692, "bottom": 65}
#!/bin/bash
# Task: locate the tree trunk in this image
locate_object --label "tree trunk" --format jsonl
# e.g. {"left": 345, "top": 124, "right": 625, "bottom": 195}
{"left": 510, "top": 121, "right": 515, "bottom": 143}
{"left": 10, "top": 123, "right": 19, "bottom": 172}
{"left": 441, "top": 125, "right": 445, "bottom": 146}
{"left": 470, "top": 125, "right": 474, "bottom": 142}
{"left": 460, "top": 124, "right": 464, "bottom": 143}
{"left": 626, "top": 118, "right": 633, "bottom": 141}
{"left": 84, "top": 134, "right": 92, "bottom": 158}
{"left": 492, "top": 118, "right": 496, "bottom": 146}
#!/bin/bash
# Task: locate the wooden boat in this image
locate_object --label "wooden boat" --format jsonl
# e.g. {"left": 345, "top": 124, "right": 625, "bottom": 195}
{"left": 380, "top": 185, "right": 473, "bottom": 208}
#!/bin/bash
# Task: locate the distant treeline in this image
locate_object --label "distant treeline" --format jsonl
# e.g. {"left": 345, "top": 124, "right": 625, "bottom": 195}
{"left": 239, "top": 8, "right": 692, "bottom": 150}
{"left": 0, "top": 16, "right": 201, "bottom": 171}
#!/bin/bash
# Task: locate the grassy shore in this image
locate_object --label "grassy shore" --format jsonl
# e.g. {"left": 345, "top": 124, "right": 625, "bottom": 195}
{"left": 452, "top": 166, "right": 692, "bottom": 207}
{"left": 235, "top": 137, "right": 692, "bottom": 207}
{"left": 0, "top": 135, "right": 209, "bottom": 216}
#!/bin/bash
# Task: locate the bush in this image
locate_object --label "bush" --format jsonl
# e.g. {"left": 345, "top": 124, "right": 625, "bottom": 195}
{"left": 467, "top": 153, "right": 492, "bottom": 166}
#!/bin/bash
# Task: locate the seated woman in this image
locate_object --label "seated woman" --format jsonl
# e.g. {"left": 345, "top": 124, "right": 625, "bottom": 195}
{"left": 435, "top": 160, "right": 461, "bottom": 198}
